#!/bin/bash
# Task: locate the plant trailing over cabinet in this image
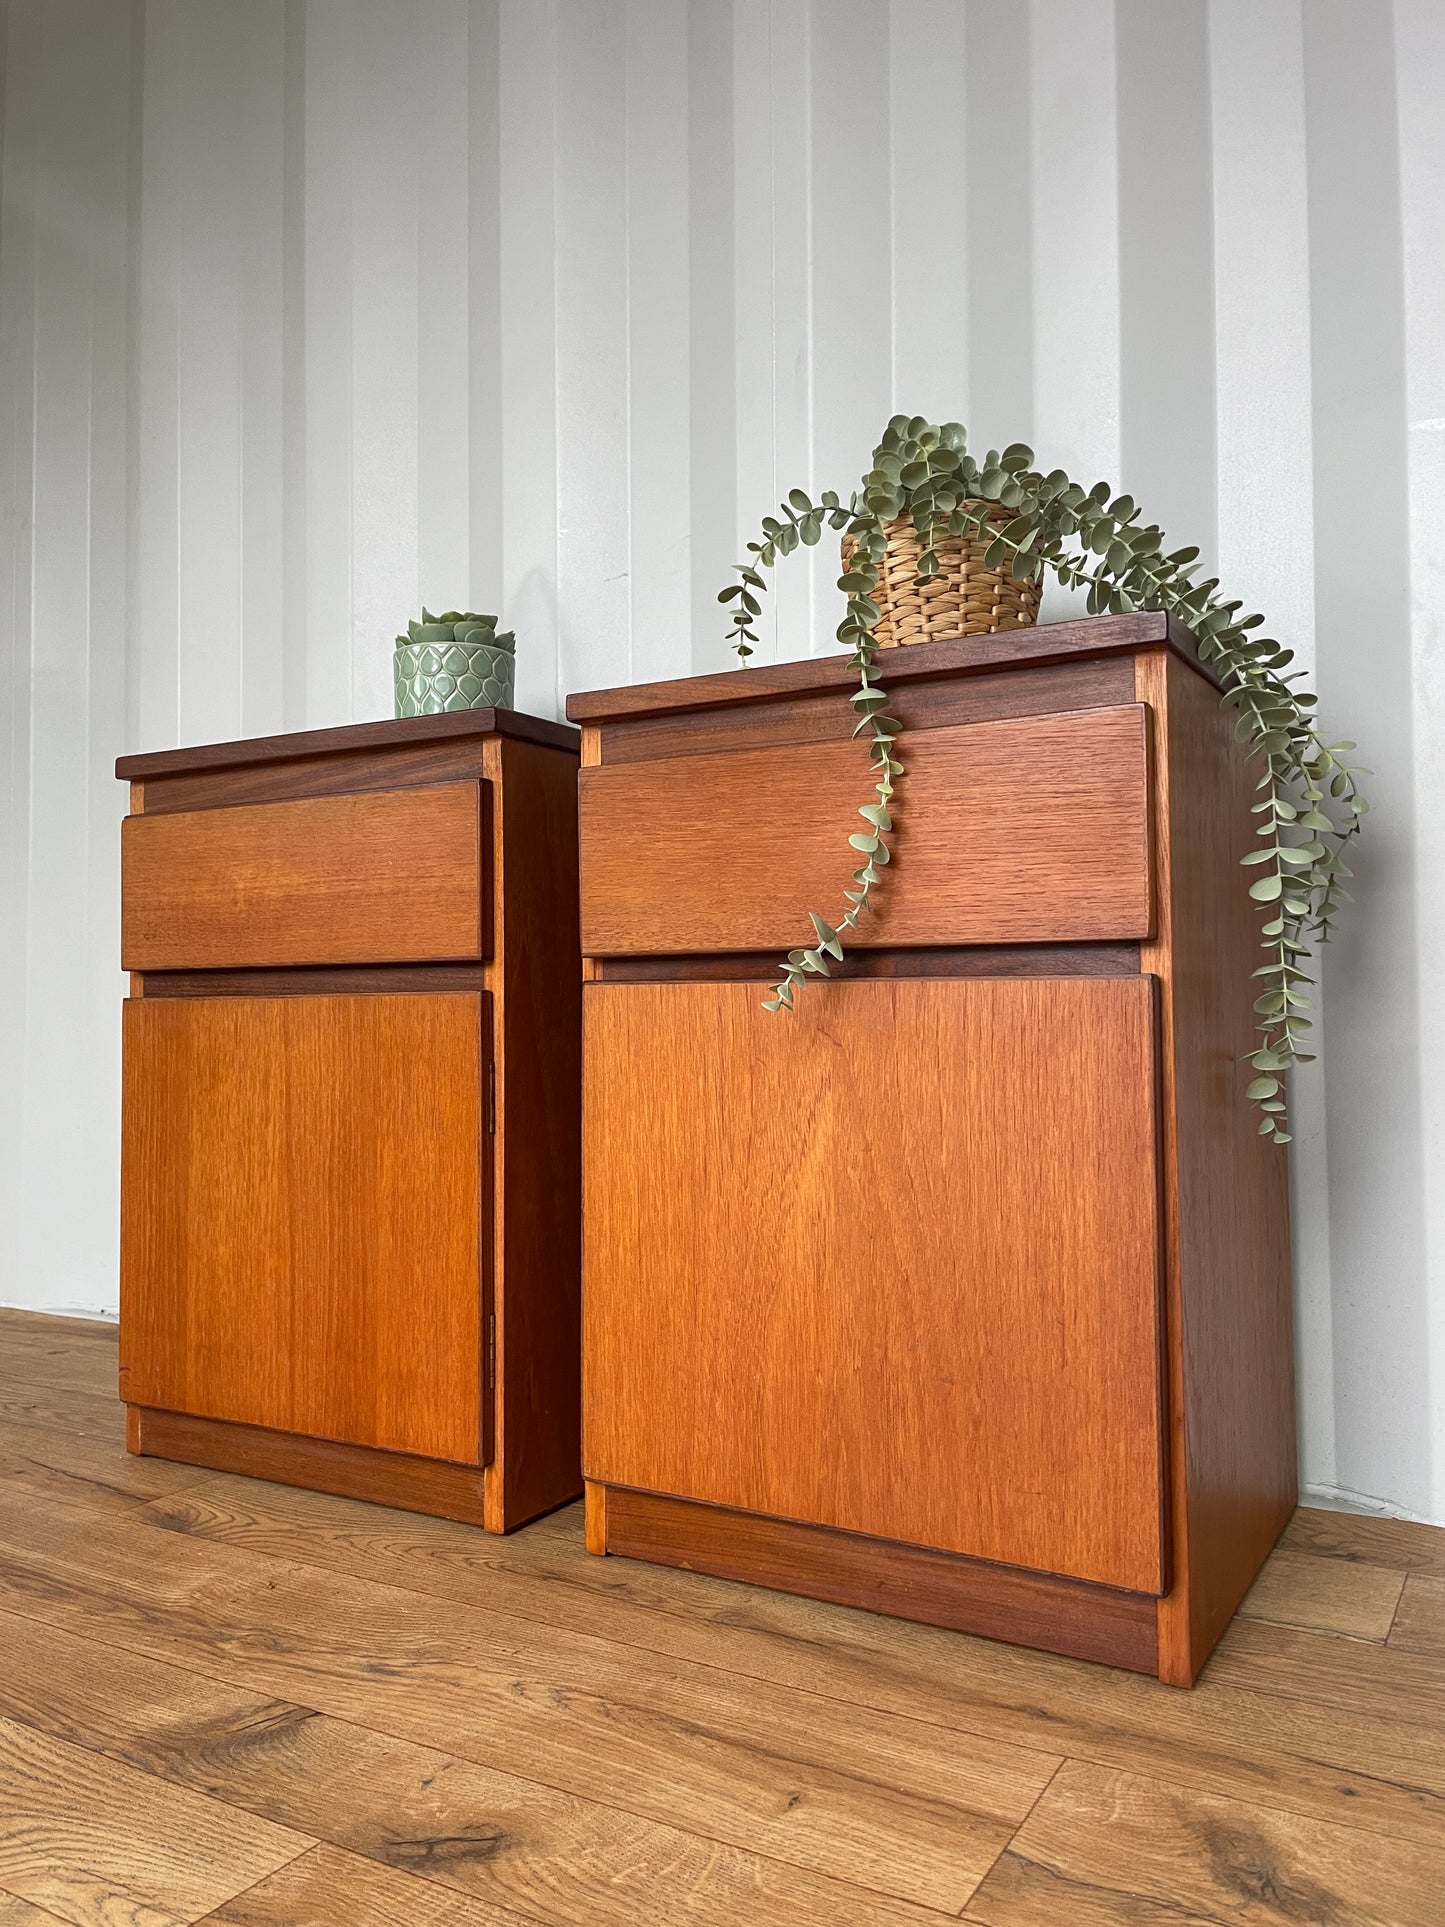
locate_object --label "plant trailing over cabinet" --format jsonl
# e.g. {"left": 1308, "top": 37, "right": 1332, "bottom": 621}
{"left": 718, "top": 417, "right": 1367, "bottom": 1142}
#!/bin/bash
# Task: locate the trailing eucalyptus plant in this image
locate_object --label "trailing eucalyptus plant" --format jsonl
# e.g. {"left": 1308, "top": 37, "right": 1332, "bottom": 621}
{"left": 717, "top": 416, "right": 1366, "bottom": 1143}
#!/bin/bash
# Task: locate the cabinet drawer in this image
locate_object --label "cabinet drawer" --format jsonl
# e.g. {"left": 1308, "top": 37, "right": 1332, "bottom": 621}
{"left": 122, "top": 782, "right": 486, "bottom": 969}
{"left": 579, "top": 704, "right": 1152, "bottom": 954}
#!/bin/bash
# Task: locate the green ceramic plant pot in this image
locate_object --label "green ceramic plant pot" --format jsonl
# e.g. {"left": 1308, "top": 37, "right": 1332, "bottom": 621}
{"left": 394, "top": 635, "right": 515, "bottom": 716}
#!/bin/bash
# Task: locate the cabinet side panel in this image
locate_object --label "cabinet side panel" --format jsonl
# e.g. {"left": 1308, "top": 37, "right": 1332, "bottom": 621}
{"left": 120, "top": 993, "right": 484, "bottom": 1464}
{"left": 491, "top": 738, "right": 583, "bottom": 1525}
{"left": 1141, "top": 651, "right": 1296, "bottom": 1682}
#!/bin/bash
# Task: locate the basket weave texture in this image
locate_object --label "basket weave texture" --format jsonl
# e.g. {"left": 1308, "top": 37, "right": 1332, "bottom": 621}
{"left": 843, "top": 505, "right": 1042, "bottom": 648}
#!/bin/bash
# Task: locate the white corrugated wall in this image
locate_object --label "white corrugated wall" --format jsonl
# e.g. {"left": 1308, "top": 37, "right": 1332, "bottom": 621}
{"left": 1, "top": 0, "right": 1441, "bottom": 1524}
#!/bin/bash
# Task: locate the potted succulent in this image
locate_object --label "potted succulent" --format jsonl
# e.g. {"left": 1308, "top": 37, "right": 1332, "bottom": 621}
{"left": 394, "top": 610, "right": 515, "bottom": 716}
{"left": 717, "top": 415, "right": 1367, "bottom": 1142}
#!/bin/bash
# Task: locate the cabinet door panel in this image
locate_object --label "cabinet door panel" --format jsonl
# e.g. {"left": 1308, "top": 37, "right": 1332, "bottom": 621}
{"left": 121, "top": 993, "right": 487, "bottom": 1464}
{"left": 583, "top": 976, "right": 1165, "bottom": 1593}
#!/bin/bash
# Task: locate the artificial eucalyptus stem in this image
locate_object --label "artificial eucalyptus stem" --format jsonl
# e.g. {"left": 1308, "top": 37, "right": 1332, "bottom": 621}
{"left": 718, "top": 417, "right": 1366, "bottom": 1142}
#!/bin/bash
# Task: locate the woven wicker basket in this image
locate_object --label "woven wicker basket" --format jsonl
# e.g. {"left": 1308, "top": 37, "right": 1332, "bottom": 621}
{"left": 843, "top": 505, "right": 1041, "bottom": 648}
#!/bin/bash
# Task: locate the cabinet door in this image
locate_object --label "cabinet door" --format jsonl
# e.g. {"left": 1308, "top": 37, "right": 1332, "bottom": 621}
{"left": 583, "top": 976, "right": 1165, "bottom": 1593}
{"left": 121, "top": 992, "right": 488, "bottom": 1464}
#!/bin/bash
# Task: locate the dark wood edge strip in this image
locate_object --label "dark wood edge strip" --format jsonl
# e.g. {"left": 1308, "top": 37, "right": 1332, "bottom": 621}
{"left": 128, "top": 1406, "right": 492, "bottom": 1529}
{"left": 592, "top": 944, "right": 1142, "bottom": 983}
{"left": 116, "top": 705, "right": 578, "bottom": 780}
{"left": 137, "top": 965, "right": 491, "bottom": 998}
{"left": 567, "top": 613, "right": 1211, "bottom": 725}
{"left": 599, "top": 1485, "right": 1160, "bottom": 1675}
{"left": 596, "top": 657, "right": 1142, "bottom": 768}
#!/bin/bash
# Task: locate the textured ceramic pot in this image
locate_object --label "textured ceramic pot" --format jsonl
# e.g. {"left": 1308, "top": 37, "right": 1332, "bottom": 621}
{"left": 394, "top": 636, "right": 515, "bottom": 716}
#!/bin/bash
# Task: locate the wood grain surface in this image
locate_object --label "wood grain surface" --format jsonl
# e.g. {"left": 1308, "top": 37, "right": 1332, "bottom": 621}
{"left": 0, "top": 1485, "right": 1055, "bottom": 1915}
{"left": 599, "top": 655, "right": 1138, "bottom": 766}
{"left": 1238, "top": 1545, "right": 1406, "bottom": 1641}
{"left": 121, "top": 782, "right": 486, "bottom": 969}
{"left": 120, "top": 719, "right": 581, "bottom": 1534}
{"left": 136, "top": 739, "right": 494, "bottom": 817}
{"left": 0, "top": 1373, "right": 124, "bottom": 1442}
{"left": 0, "top": 1414, "right": 213, "bottom": 1518}
{"left": 115, "top": 702, "right": 576, "bottom": 779}
{"left": 114, "top": 1483, "right": 1445, "bottom": 1853}
{"left": 600, "top": 1486, "right": 1159, "bottom": 1672}
{"left": 1390, "top": 1576, "right": 1445, "bottom": 1656}
{"left": 1136, "top": 649, "right": 1297, "bottom": 1684}
{"left": 0, "top": 1894, "right": 71, "bottom": 1925}
{"left": 4, "top": 1317, "right": 1445, "bottom": 1926}
{"left": 1283, "top": 1504, "right": 1445, "bottom": 1576}
{"left": 583, "top": 976, "right": 1165, "bottom": 1592}
{"left": 128, "top": 1471, "right": 1445, "bottom": 1835}
{"left": 0, "top": 1608, "right": 951, "bottom": 1927}
{"left": 0, "top": 1711, "right": 306, "bottom": 1926}
{"left": 962, "top": 1757, "right": 1445, "bottom": 1926}
{"left": 141, "top": 963, "right": 489, "bottom": 998}
{"left": 128, "top": 1408, "right": 491, "bottom": 1527}
{"left": 0, "top": 1314, "right": 121, "bottom": 1397}
{"left": 565, "top": 609, "right": 1209, "bottom": 724}
{"left": 579, "top": 705, "right": 1153, "bottom": 954}
{"left": 195, "top": 1842, "right": 541, "bottom": 1926}
{"left": 595, "top": 941, "right": 1141, "bottom": 982}
{"left": 120, "top": 993, "right": 486, "bottom": 1464}
{"left": 480, "top": 735, "right": 583, "bottom": 1532}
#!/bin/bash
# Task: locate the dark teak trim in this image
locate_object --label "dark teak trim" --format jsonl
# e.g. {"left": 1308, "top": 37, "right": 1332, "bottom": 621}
{"left": 595, "top": 943, "right": 1142, "bottom": 983}
{"left": 139, "top": 965, "right": 490, "bottom": 999}
{"left": 595, "top": 1483, "right": 1160, "bottom": 1675}
{"left": 128, "top": 1406, "right": 492, "bottom": 1528}
{"left": 117, "top": 704, "right": 577, "bottom": 781}
{"left": 566, "top": 613, "right": 1213, "bottom": 726}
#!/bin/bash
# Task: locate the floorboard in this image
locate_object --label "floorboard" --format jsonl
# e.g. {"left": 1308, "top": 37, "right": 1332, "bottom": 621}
{"left": 0, "top": 1485, "right": 1042, "bottom": 1914}
{"left": 1236, "top": 1543, "right": 1406, "bottom": 1640}
{"left": 1389, "top": 1574, "right": 1445, "bottom": 1657}
{"left": 193, "top": 1841, "right": 543, "bottom": 1926}
{"left": 0, "top": 1374, "right": 125, "bottom": 1443}
{"left": 3, "top": 1310, "right": 1445, "bottom": 1927}
{"left": 963, "top": 1758, "right": 1445, "bottom": 1927}
{"left": 0, "top": 1609, "right": 954, "bottom": 1926}
{"left": 0, "top": 1316, "right": 119, "bottom": 1399}
{"left": 0, "top": 1416, "right": 215, "bottom": 1518}
{"left": 0, "top": 1896, "right": 76, "bottom": 1927}
{"left": 0, "top": 1712, "right": 308, "bottom": 1926}
{"left": 134, "top": 1471, "right": 1445, "bottom": 1849}
{"left": 1282, "top": 1503, "right": 1445, "bottom": 1576}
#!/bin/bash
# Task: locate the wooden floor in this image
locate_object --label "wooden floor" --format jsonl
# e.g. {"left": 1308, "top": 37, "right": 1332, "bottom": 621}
{"left": 1, "top": 1314, "right": 1444, "bottom": 1926}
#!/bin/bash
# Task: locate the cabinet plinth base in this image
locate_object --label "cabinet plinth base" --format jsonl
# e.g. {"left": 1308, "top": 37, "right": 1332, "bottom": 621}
{"left": 587, "top": 1482, "right": 1163, "bottom": 1677}
{"left": 128, "top": 1405, "right": 506, "bottom": 1529}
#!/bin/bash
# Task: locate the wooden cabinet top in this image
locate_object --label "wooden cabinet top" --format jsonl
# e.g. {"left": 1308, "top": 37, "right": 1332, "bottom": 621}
{"left": 116, "top": 705, "right": 577, "bottom": 782}
{"left": 566, "top": 611, "right": 1212, "bottom": 726}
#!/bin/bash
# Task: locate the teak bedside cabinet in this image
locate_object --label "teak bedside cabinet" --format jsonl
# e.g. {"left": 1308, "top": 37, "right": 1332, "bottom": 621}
{"left": 116, "top": 708, "right": 581, "bottom": 1532}
{"left": 569, "top": 613, "right": 1296, "bottom": 1687}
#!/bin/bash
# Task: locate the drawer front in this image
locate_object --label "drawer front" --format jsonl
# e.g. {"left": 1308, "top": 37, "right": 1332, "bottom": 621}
{"left": 579, "top": 704, "right": 1152, "bottom": 955}
{"left": 122, "top": 781, "right": 486, "bottom": 969}
{"left": 120, "top": 992, "right": 488, "bottom": 1463}
{"left": 583, "top": 975, "right": 1166, "bottom": 1593}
